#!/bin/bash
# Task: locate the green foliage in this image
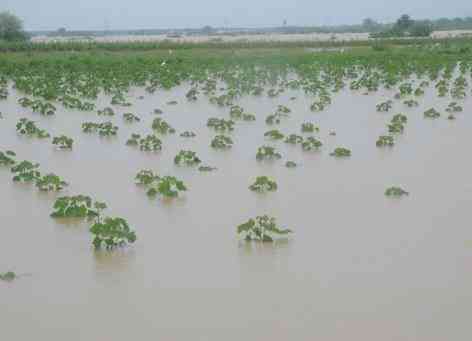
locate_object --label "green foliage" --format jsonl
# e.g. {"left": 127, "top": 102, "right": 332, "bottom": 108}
{"left": 264, "top": 129, "right": 285, "bottom": 140}
{"left": 0, "top": 150, "right": 16, "bottom": 166}
{"left": 146, "top": 176, "right": 187, "bottom": 198}
{"left": 207, "top": 118, "right": 234, "bottom": 132}
{"left": 50, "top": 195, "right": 102, "bottom": 219}
{"left": 180, "top": 131, "right": 196, "bottom": 138}
{"left": 446, "top": 102, "right": 463, "bottom": 113}
{"left": 152, "top": 118, "right": 176, "bottom": 134}
{"left": 82, "top": 121, "right": 118, "bottom": 136}
{"left": 376, "top": 100, "right": 393, "bottom": 112}
{"left": 0, "top": 271, "right": 16, "bottom": 282}
{"left": 229, "top": 105, "right": 256, "bottom": 121}
{"left": 135, "top": 169, "right": 160, "bottom": 185}
{"left": 11, "top": 160, "right": 40, "bottom": 182}
{"left": 0, "top": 11, "right": 28, "bottom": 42}
{"left": 256, "top": 146, "right": 282, "bottom": 161}
{"left": 424, "top": 108, "right": 441, "bottom": 119}
{"left": 237, "top": 215, "right": 292, "bottom": 242}
{"left": 186, "top": 88, "right": 199, "bottom": 101}
{"left": 302, "top": 137, "right": 323, "bottom": 151}
{"left": 138, "top": 134, "right": 162, "bottom": 152}
{"left": 16, "top": 118, "right": 50, "bottom": 138}
{"left": 123, "top": 112, "right": 140, "bottom": 122}
{"left": 385, "top": 186, "right": 409, "bottom": 197}
{"left": 284, "top": 134, "right": 303, "bottom": 144}
{"left": 52, "top": 135, "right": 73, "bottom": 149}
{"left": 36, "top": 173, "right": 68, "bottom": 191}
{"left": 376, "top": 135, "right": 395, "bottom": 147}
{"left": 285, "top": 161, "right": 298, "bottom": 168}
{"left": 90, "top": 217, "right": 137, "bottom": 249}
{"left": 403, "top": 99, "right": 419, "bottom": 107}
{"left": 301, "top": 122, "right": 319, "bottom": 133}
{"left": 211, "top": 135, "right": 233, "bottom": 149}
{"left": 330, "top": 147, "right": 351, "bottom": 157}
{"left": 174, "top": 150, "right": 201, "bottom": 166}
{"left": 249, "top": 176, "right": 278, "bottom": 192}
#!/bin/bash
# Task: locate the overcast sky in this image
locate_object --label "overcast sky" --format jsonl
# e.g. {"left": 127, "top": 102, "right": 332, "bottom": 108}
{"left": 3, "top": 0, "right": 472, "bottom": 31}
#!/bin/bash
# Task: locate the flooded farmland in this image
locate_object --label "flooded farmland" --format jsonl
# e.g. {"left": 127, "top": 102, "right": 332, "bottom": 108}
{"left": 1, "top": 50, "right": 472, "bottom": 340}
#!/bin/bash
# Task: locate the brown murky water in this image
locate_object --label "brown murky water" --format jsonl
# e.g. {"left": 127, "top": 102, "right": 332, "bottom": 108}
{"left": 1, "top": 81, "right": 472, "bottom": 340}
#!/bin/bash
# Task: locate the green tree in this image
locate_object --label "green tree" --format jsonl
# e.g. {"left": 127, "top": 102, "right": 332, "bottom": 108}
{"left": 395, "top": 14, "right": 414, "bottom": 31}
{"left": 0, "top": 11, "right": 27, "bottom": 41}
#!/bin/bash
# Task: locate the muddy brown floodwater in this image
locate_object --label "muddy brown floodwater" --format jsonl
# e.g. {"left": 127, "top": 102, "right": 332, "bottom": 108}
{"left": 1, "top": 81, "right": 472, "bottom": 340}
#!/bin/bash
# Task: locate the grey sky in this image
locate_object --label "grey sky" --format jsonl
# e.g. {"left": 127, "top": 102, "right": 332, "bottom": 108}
{"left": 4, "top": 0, "right": 472, "bottom": 31}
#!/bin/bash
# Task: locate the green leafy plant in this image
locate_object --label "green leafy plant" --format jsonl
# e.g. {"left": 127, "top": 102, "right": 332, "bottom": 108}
{"left": 264, "top": 129, "right": 284, "bottom": 140}
{"left": 11, "top": 160, "right": 41, "bottom": 182}
{"left": 256, "top": 146, "right": 282, "bottom": 161}
{"left": 330, "top": 147, "right": 351, "bottom": 157}
{"left": 135, "top": 169, "right": 160, "bottom": 185}
{"left": 424, "top": 108, "right": 440, "bottom": 119}
{"left": 403, "top": 99, "right": 419, "bottom": 107}
{"left": 52, "top": 135, "right": 73, "bottom": 149}
{"left": 97, "top": 107, "right": 115, "bottom": 116}
{"left": 90, "top": 217, "right": 137, "bottom": 249}
{"left": 152, "top": 118, "right": 176, "bottom": 134}
{"left": 50, "top": 195, "right": 105, "bottom": 219}
{"left": 207, "top": 118, "right": 234, "bottom": 132}
{"left": 82, "top": 122, "right": 118, "bottom": 136}
{"left": 0, "top": 271, "right": 16, "bottom": 282}
{"left": 146, "top": 176, "right": 187, "bottom": 198}
{"left": 16, "top": 118, "right": 50, "bottom": 138}
{"left": 376, "top": 135, "right": 395, "bottom": 147}
{"left": 174, "top": 150, "right": 201, "bottom": 166}
{"left": 237, "top": 215, "right": 292, "bottom": 242}
{"left": 126, "top": 133, "right": 141, "bottom": 146}
{"left": 36, "top": 173, "right": 68, "bottom": 191}
{"left": 249, "top": 176, "right": 277, "bottom": 192}
{"left": 180, "top": 131, "right": 196, "bottom": 138}
{"left": 285, "top": 161, "right": 298, "bottom": 168}
{"left": 0, "top": 150, "right": 16, "bottom": 166}
{"left": 376, "top": 100, "right": 393, "bottom": 112}
{"left": 211, "top": 135, "right": 233, "bottom": 149}
{"left": 284, "top": 134, "right": 303, "bottom": 144}
{"left": 301, "top": 122, "right": 319, "bottom": 133}
{"left": 385, "top": 186, "right": 409, "bottom": 197}
{"left": 123, "top": 112, "right": 140, "bottom": 122}
{"left": 445, "top": 102, "right": 463, "bottom": 113}
{"left": 139, "top": 134, "right": 162, "bottom": 152}
{"left": 302, "top": 137, "right": 323, "bottom": 151}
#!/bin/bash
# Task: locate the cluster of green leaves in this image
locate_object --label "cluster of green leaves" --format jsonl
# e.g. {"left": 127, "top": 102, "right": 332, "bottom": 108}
{"left": 127, "top": 133, "right": 162, "bottom": 152}
{"left": 36, "top": 173, "right": 68, "bottom": 191}
{"left": 50, "top": 195, "right": 104, "bottom": 219}
{"left": 152, "top": 118, "right": 176, "bottom": 134}
{"left": 82, "top": 121, "right": 118, "bottom": 136}
{"left": 385, "top": 186, "right": 409, "bottom": 197}
{"left": 174, "top": 150, "right": 201, "bottom": 166}
{"left": 186, "top": 88, "right": 199, "bottom": 101}
{"left": 302, "top": 137, "right": 323, "bottom": 151}
{"left": 135, "top": 169, "right": 160, "bottom": 185}
{"left": 229, "top": 105, "right": 256, "bottom": 121}
{"left": 301, "top": 122, "right": 319, "bottom": 133}
{"left": 256, "top": 146, "right": 282, "bottom": 161}
{"left": 264, "top": 129, "right": 285, "bottom": 140}
{"left": 237, "top": 215, "right": 292, "bottom": 242}
{"left": 249, "top": 176, "right": 278, "bottom": 193}
{"left": 52, "top": 135, "right": 74, "bottom": 149}
{"left": 123, "top": 112, "right": 140, "bottom": 122}
{"left": 310, "top": 94, "right": 331, "bottom": 112}
{"left": 388, "top": 114, "right": 407, "bottom": 134}
{"left": 11, "top": 160, "right": 41, "bottom": 182}
{"left": 207, "top": 118, "right": 234, "bottom": 132}
{"left": 285, "top": 161, "right": 298, "bottom": 168}
{"left": 146, "top": 176, "right": 187, "bottom": 198}
{"left": 19, "top": 97, "right": 56, "bottom": 115}
{"left": 90, "top": 217, "right": 137, "bottom": 249}
{"left": 97, "top": 107, "right": 115, "bottom": 116}
{"left": 424, "top": 108, "right": 441, "bottom": 119}
{"left": 0, "top": 272, "right": 16, "bottom": 282}
{"left": 180, "top": 131, "right": 196, "bottom": 138}
{"left": 330, "top": 147, "right": 351, "bottom": 157}
{"left": 0, "top": 150, "right": 16, "bottom": 166}
{"left": 446, "top": 102, "right": 463, "bottom": 113}
{"left": 376, "top": 135, "right": 395, "bottom": 147}
{"left": 376, "top": 100, "right": 393, "bottom": 112}
{"left": 16, "top": 118, "right": 50, "bottom": 138}
{"left": 284, "top": 134, "right": 303, "bottom": 144}
{"left": 211, "top": 135, "right": 233, "bottom": 149}
{"left": 403, "top": 99, "right": 419, "bottom": 107}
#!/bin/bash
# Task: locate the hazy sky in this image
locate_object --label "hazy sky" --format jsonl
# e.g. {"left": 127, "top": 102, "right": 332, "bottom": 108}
{"left": 4, "top": 0, "right": 472, "bottom": 31}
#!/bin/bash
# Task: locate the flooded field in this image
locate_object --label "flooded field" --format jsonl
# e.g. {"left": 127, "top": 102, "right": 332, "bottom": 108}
{"left": 1, "top": 49, "right": 472, "bottom": 340}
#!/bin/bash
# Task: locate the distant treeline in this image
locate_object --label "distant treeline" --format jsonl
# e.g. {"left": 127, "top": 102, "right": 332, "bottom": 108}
{"left": 28, "top": 17, "right": 472, "bottom": 38}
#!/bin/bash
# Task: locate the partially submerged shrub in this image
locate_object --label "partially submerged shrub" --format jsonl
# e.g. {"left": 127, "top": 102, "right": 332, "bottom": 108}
{"left": 207, "top": 118, "right": 234, "bottom": 132}
{"left": 50, "top": 195, "right": 103, "bottom": 219}
{"left": 249, "top": 176, "right": 277, "bottom": 192}
{"left": 36, "top": 173, "right": 68, "bottom": 191}
{"left": 147, "top": 176, "right": 187, "bottom": 198}
{"left": 90, "top": 217, "right": 137, "bottom": 249}
{"left": 180, "top": 131, "right": 196, "bottom": 138}
{"left": 123, "top": 112, "right": 140, "bottom": 122}
{"left": 301, "top": 122, "right": 319, "bottom": 133}
{"left": 0, "top": 272, "right": 16, "bottom": 282}
{"left": 237, "top": 215, "right": 292, "bottom": 242}
{"left": 302, "top": 137, "right": 323, "bottom": 151}
{"left": 0, "top": 150, "right": 16, "bottom": 166}
{"left": 174, "top": 150, "right": 201, "bottom": 166}
{"left": 385, "top": 186, "right": 409, "bottom": 197}
{"left": 11, "top": 161, "right": 40, "bottom": 182}
{"left": 52, "top": 135, "right": 73, "bottom": 149}
{"left": 284, "top": 134, "right": 303, "bottom": 144}
{"left": 424, "top": 108, "right": 441, "bottom": 119}
{"left": 330, "top": 147, "right": 351, "bottom": 157}
{"left": 256, "top": 146, "right": 282, "bottom": 161}
{"left": 139, "top": 134, "right": 162, "bottom": 152}
{"left": 376, "top": 100, "right": 393, "bottom": 112}
{"left": 211, "top": 135, "right": 233, "bottom": 149}
{"left": 152, "top": 118, "right": 175, "bottom": 134}
{"left": 445, "top": 102, "right": 463, "bottom": 113}
{"left": 82, "top": 122, "right": 118, "bottom": 136}
{"left": 264, "top": 129, "right": 284, "bottom": 140}
{"left": 97, "top": 107, "right": 115, "bottom": 116}
{"left": 376, "top": 135, "right": 395, "bottom": 147}
{"left": 404, "top": 99, "right": 419, "bottom": 107}
{"left": 16, "top": 118, "right": 50, "bottom": 138}
{"left": 135, "top": 169, "right": 160, "bottom": 185}
{"left": 285, "top": 161, "right": 298, "bottom": 168}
